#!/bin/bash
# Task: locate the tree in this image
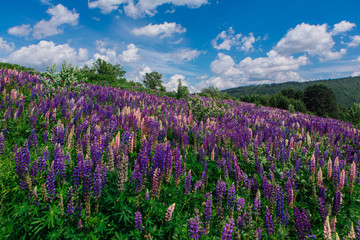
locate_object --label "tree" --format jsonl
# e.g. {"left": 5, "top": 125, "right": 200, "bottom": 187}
{"left": 143, "top": 71, "right": 165, "bottom": 91}
{"left": 176, "top": 79, "right": 190, "bottom": 99}
{"left": 78, "top": 58, "right": 126, "bottom": 86}
{"left": 303, "top": 83, "right": 337, "bottom": 118}
{"left": 199, "top": 86, "right": 224, "bottom": 99}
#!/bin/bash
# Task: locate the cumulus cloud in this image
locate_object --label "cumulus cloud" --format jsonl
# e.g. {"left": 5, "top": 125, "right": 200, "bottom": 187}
{"left": 164, "top": 74, "right": 197, "bottom": 93}
{"left": 8, "top": 4, "right": 79, "bottom": 39}
{"left": 331, "top": 20, "right": 356, "bottom": 35}
{"left": 0, "top": 37, "right": 15, "bottom": 52}
{"left": 211, "top": 27, "right": 258, "bottom": 52}
{"left": 132, "top": 65, "right": 152, "bottom": 82}
{"left": 7, "top": 41, "right": 88, "bottom": 69}
{"left": 7, "top": 24, "right": 32, "bottom": 38}
{"left": 119, "top": 43, "right": 141, "bottom": 63}
{"left": 88, "top": 0, "right": 127, "bottom": 14}
{"left": 88, "top": 0, "right": 208, "bottom": 18}
{"left": 202, "top": 50, "right": 308, "bottom": 89}
{"left": 348, "top": 35, "right": 360, "bottom": 47}
{"left": 172, "top": 48, "right": 202, "bottom": 62}
{"left": 274, "top": 22, "right": 347, "bottom": 61}
{"left": 131, "top": 22, "right": 186, "bottom": 38}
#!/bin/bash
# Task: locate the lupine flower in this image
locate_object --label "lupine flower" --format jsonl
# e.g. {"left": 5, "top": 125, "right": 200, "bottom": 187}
{"left": 144, "top": 189, "right": 150, "bottom": 200}
{"left": 255, "top": 227, "right": 262, "bottom": 240}
{"left": 204, "top": 195, "right": 212, "bottom": 229}
{"left": 0, "top": 132, "right": 4, "bottom": 155}
{"left": 134, "top": 211, "right": 143, "bottom": 231}
{"left": 318, "top": 197, "right": 327, "bottom": 223}
{"left": 254, "top": 189, "right": 261, "bottom": 215}
{"left": 327, "top": 158, "right": 333, "bottom": 180}
{"left": 332, "top": 190, "right": 341, "bottom": 216}
{"left": 331, "top": 216, "right": 337, "bottom": 234}
{"left": 152, "top": 168, "right": 160, "bottom": 198}
{"left": 228, "top": 183, "right": 235, "bottom": 213}
{"left": 46, "top": 161, "right": 56, "bottom": 199}
{"left": 221, "top": 218, "right": 235, "bottom": 240}
{"left": 165, "top": 203, "right": 176, "bottom": 222}
{"left": 237, "top": 197, "right": 245, "bottom": 212}
{"left": 93, "top": 164, "right": 102, "bottom": 199}
{"left": 324, "top": 216, "right": 332, "bottom": 240}
{"left": 188, "top": 216, "right": 200, "bottom": 239}
{"left": 286, "top": 178, "right": 294, "bottom": 208}
{"left": 276, "top": 185, "right": 286, "bottom": 225}
{"left": 67, "top": 197, "right": 74, "bottom": 217}
{"left": 317, "top": 168, "right": 323, "bottom": 187}
{"left": 265, "top": 206, "right": 274, "bottom": 235}
{"left": 355, "top": 220, "right": 360, "bottom": 240}
{"left": 294, "top": 207, "right": 311, "bottom": 240}
{"left": 77, "top": 219, "right": 83, "bottom": 229}
{"left": 339, "top": 169, "right": 346, "bottom": 190}
{"left": 349, "top": 222, "right": 356, "bottom": 239}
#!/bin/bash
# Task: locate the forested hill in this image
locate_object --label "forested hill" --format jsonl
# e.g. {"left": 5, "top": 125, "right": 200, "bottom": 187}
{"left": 223, "top": 76, "right": 360, "bottom": 107}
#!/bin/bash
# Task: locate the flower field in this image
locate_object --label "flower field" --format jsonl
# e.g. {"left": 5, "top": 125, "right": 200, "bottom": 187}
{"left": 0, "top": 68, "right": 359, "bottom": 239}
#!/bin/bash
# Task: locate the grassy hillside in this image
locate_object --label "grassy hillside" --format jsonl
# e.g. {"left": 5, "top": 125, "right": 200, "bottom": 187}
{"left": 224, "top": 76, "right": 360, "bottom": 106}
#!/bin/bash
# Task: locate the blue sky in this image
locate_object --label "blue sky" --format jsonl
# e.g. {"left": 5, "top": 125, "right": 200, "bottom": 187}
{"left": 1, "top": 0, "right": 360, "bottom": 92}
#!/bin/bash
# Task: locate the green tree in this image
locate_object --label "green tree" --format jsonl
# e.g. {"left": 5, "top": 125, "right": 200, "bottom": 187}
{"left": 303, "top": 83, "right": 337, "bottom": 118}
{"left": 176, "top": 79, "right": 190, "bottom": 99}
{"left": 280, "top": 88, "right": 303, "bottom": 100}
{"left": 346, "top": 103, "right": 360, "bottom": 127}
{"left": 143, "top": 71, "right": 165, "bottom": 91}
{"left": 78, "top": 58, "right": 126, "bottom": 86}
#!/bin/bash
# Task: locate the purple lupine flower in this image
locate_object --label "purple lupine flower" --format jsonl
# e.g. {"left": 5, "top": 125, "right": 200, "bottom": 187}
{"left": 319, "top": 185, "right": 326, "bottom": 202}
{"left": 265, "top": 206, "right": 274, "bottom": 236}
{"left": 332, "top": 190, "right": 341, "bottom": 216}
{"left": 216, "top": 179, "right": 226, "bottom": 203}
{"left": 228, "top": 183, "right": 235, "bottom": 211}
{"left": 294, "top": 207, "right": 312, "bottom": 240}
{"left": 237, "top": 212, "right": 246, "bottom": 230}
{"left": 46, "top": 162, "right": 56, "bottom": 199}
{"left": 204, "top": 194, "right": 212, "bottom": 227}
{"left": 93, "top": 164, "right": 102, "bottom": 199}
{"left": 276, "top": 185, "right": 286, "bottom": 225}
{"left": 222, "top": 218, "right": 235, "bottom": 240}
{"left": 355, "top": 220, "right": 360, "bottom": 240}
{"left": 237, "top": 197, "right": 245, "bottom": 212}
{"left": 134, "top": 211, "right": 143, "bottom": 231}
{"left": 0, "top": 132, "right": 4, "bottom": 155}
{"left": 184, "top": 170, "right": 191, "bottom": 195}
{"left": 131, "top": 164, "right": 142, "bottom": 193}
{"left": 67, "top": 197, "right": 74, "bottom": 217}
{"left": 254, "top": 189, "right": 261, "bottom": 215}
{"left": 188, "top": 216, "right": 200, "bottom": 239}
{"left": 255, "top": 227, "right": 262, "bottom": 240}
{"left": 318, "top": 197, "right": 327, "bottom": 223}
{"left": 53, "top": 144, "right": 65, "bottom": 178}
{"left": 151, "top": 168, "right": 160, "bottom": 198}
{"left": 286, "top": 178, "right": 293, "bottom": 208}
{"left": 77, "top": 219, "right": 82, "bottom": 229}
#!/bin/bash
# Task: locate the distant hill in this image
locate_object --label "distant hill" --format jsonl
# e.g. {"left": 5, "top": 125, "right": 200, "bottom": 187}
{"left": 223, "top": 76, "right": 360, "bottom": 107}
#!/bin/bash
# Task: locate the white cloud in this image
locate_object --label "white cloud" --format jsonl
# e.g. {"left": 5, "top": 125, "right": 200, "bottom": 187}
{"left": 88, "top": 0, "right": 208, "bottom": 17}
{"left": 0, "top": 37, "right": 15, "bottom": 52}
{"left": 331, "top": 20, "right": 356, "bottom": 35}
{"left": 210, "top": 53, "right": 242, "bottom": 76}
{"left": 275, "top": 22, "right": 347, "bottom": 61}
{"left": 351, "top": 71, "right": 360, "bottom": 77}
{"left": 88, "top": 0, "right": 127, "bottom": 14}
{"left": 119, "top": 43, "right": 141, "bottom": 63}
{"left": 202, "top": 50, "right": 308, "bottom": 90}
{"left": 132, "top": 65, "right": 152, "bottom": 82}
{"left": 357, "top": 56, "right": 360, "bottom": 62}
{"left": 211, "top": 27, "right": 240, "bottom": 50}
{"left": 131, "top": 22, "right": 186, "bottom": 38}
{"left": 348, "top": 35, "right": 360, "bottom": 47}
{"left": 7, "top": 41, "right": 88, "bottom": 69}
{"left": 7, "top": 24, "right": 32, "bottom": 37}
{"left": 164, "top": 74, "right": 185, "bottom": 92}
{"left": 87, "top": 40, "right": 118, "bottom": 65}
{"left": 9, "top": 4, "right": 79, "bottom": 39}
{"left": 32, "top": 4, "right": 79, "bottom": 39}
{"left": 211, "top": 27, "right": 258, "bottom": 52}
{"left": 240, "top": 33, "right": 256, "bottom": 52}
{"left": 172, "top": 48, "right": 202, "bottom": 62}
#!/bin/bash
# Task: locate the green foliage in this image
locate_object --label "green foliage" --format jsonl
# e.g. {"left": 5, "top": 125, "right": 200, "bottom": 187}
{"left": 303, "top": 83, "right": 338, "bottom": 118}
{"left": 0, "top": 62, "right": 39, "bottom": 75}
{"left": 224, "top": 76, "right": 360, "bottom": 107}
{"left": 176, "top": 79, "right": 190, "bottom": 99}
{"left": 143, "top": 71, "right": 165, "bottom": 92}
{"left": 346, "top": 103, "right": 360, "bottom": 127}
{"left": 77, "top": 58, "right": 126, "bottom": 87}
{"left": 199, "top": 86, "right": 230, "bottom": 99}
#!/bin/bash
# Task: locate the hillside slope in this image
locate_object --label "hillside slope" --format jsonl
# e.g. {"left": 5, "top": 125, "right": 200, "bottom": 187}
{"left": 224, "top": 76, "right": 360, "bottom": 106}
